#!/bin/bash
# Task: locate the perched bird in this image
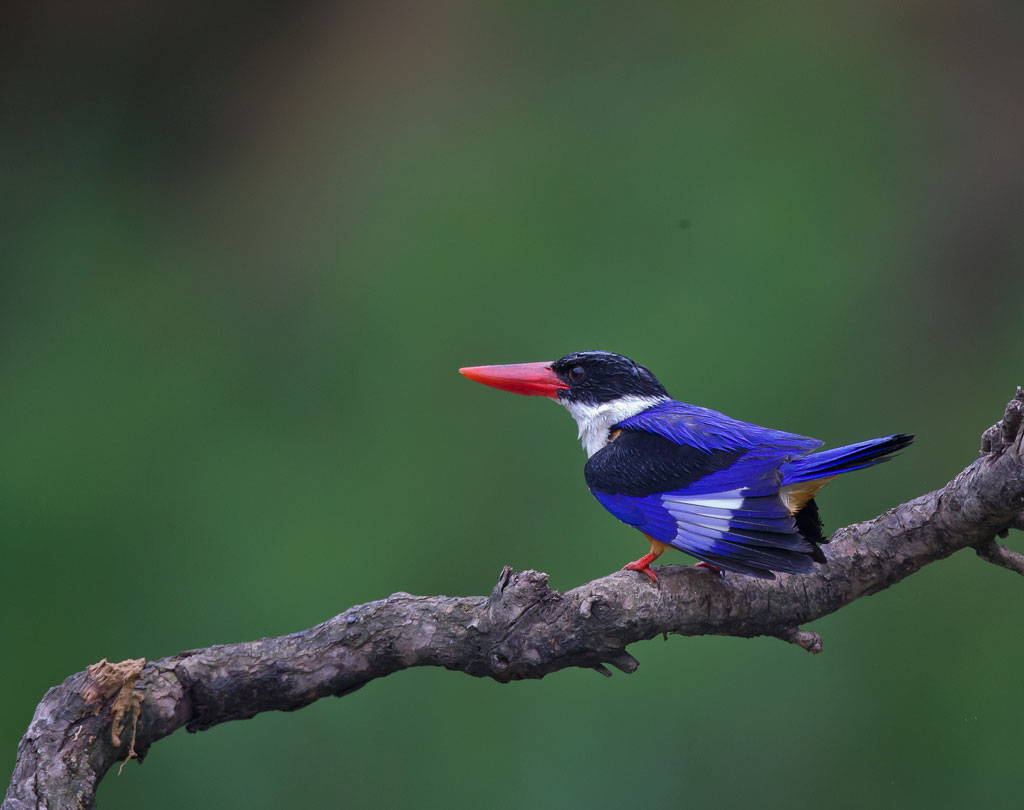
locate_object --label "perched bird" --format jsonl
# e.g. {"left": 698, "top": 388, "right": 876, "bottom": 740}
{"left": 459, "top": 351, "right": 912, "bottom": 583}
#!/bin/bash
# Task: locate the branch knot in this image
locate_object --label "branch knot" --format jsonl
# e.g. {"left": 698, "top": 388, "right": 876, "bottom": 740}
{"left": 981, "top": 386, "right": 1024, "bottom": 457}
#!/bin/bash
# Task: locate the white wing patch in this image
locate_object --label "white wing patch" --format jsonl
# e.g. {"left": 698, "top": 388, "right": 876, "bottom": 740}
{"left": 663, "top": 493, "right": 745, "bottom": 512}
{"left": 660, "top": 490, "right": 801, "bottom": 548}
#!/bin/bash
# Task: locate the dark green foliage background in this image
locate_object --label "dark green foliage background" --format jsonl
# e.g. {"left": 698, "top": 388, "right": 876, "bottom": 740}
{"left": 3, "top": 3, "right": 1022, "bottom": 808}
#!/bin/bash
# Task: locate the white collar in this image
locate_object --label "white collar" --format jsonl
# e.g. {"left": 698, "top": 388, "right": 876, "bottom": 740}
{"left": 560, "top": 395, "right": 669, "bottom": 457}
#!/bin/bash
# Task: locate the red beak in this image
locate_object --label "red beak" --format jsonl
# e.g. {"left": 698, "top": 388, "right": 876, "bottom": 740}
{"left": 459, "top": 361, "right": 568, "bottom": 399}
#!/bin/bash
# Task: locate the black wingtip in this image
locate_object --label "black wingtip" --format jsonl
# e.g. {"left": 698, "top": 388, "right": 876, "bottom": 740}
{"left": 891, "top": 433, "right": 915, "bottom": 451}
{"left": 876, "top": 433, "right": 914, "bottom": 463}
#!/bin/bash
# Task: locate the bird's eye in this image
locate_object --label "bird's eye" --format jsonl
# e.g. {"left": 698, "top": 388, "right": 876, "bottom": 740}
{"left": 569, "top": 365, "right": 586, "bottom": 383}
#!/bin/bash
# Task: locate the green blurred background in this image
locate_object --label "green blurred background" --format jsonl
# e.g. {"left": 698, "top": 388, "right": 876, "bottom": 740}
{"left": 3, "top": 2, "right": 1023, "bottom": 808}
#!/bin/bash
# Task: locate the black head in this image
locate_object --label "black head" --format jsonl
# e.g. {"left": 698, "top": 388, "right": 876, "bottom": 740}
{"left": 549, "top": 351, "right": 668, "bottom": 405}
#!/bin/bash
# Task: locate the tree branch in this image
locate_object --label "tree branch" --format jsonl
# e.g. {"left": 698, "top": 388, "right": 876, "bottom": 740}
{"left": 5, "top": 388, "right": 1024, "bottom": 810}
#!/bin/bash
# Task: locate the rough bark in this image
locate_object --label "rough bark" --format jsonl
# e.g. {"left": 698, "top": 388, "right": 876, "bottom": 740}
{"left": 5, "top": 388, "right": 1024, "bottom": 810}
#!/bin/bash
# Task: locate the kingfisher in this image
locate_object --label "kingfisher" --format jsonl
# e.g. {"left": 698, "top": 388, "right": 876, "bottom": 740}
{"left": 459, "top": 351, "right": 912, "bottom": 583}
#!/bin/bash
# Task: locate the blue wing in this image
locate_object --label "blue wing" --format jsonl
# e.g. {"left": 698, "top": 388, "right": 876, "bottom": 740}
{"left": 591, "top": 488, "right": 818, "bottom": 578}
{"left": 618, "top": 400, "right": 821, "bottom": 458}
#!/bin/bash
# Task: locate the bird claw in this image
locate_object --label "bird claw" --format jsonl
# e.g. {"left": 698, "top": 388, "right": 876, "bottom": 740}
{"left": 694, "top": 561, "right": 726, "bottom": 578}
{"left": 622, "top": 559, "right": 659, "bottom": 586}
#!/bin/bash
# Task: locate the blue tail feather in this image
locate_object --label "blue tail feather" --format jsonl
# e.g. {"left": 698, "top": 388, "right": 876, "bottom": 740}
{"left": 780, "top": 434, "right": 914, "bottom": 486}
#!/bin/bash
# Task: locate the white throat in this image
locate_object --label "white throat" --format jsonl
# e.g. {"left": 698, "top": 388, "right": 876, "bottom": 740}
{"left": 561, "top": 395, "right": 669, "bottom": 457}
